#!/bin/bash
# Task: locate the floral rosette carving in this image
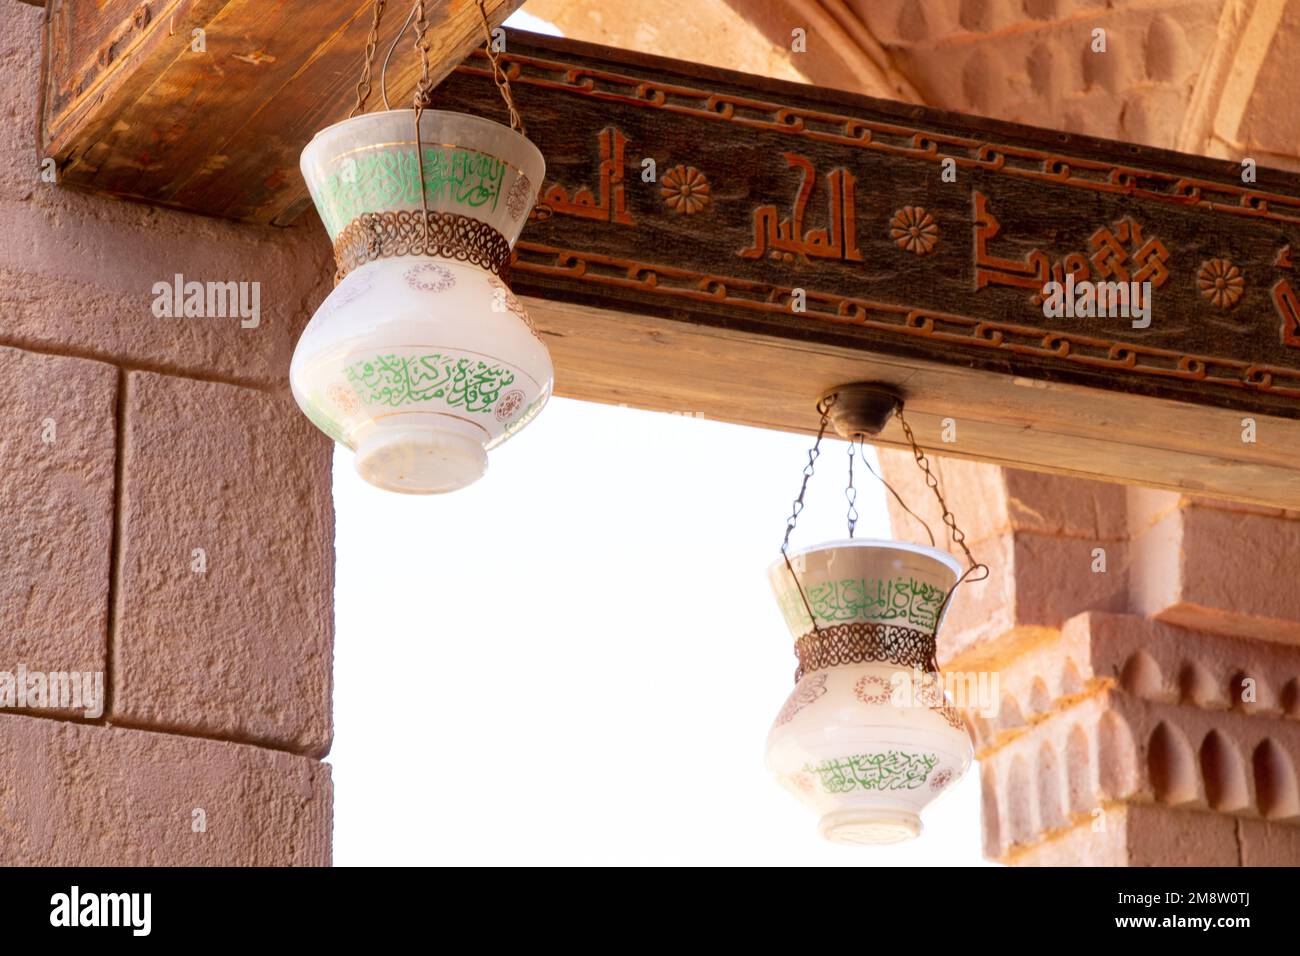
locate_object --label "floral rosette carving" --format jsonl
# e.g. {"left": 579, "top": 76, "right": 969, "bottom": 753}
{"left": 661, "top": 165, "right": 711, "bottom": 215}
{"left": 1197, "top": 257, "right": 1244, "bottom": 309}
{"left": 889, "top": 206, "right": 939, "bottom": 255}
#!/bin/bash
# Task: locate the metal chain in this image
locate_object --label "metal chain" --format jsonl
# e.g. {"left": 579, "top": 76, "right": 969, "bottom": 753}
{"left": 476, "top": 0, "right": 526, "bottom": 136}
{"left": 355, "top": 0, "right": 523, "bottom": 130}
{"left": 781, "top": 396, "right": 832, "bottom": 556}
{"left": 353, "top": 2, "right": 532, "bottom": 249}
{"left": 845, "top": 438, "right": 859, "bottom": 538}
{"left": 410, "top": 1, "right": 436, "bottom": 106}
{"left": 780, "top": 396, "right": 835, "bottom": 636}
{"left": 410, "top": 1, "right": 435, "bottom": 246}
{"left": 895, "top": 409, "right": 990, "bottom": 604}
{"left": 350, "top": 0, "right": 388, "bottom": 117}
{"left": 865, "top": 442, "right": 939, "bottom": 679}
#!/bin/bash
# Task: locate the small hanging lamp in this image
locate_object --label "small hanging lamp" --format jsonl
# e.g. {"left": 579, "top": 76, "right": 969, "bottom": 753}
{"left": 766, "top": 384, "right": 988, "bottom": 845}
{"left": 291, "top": 1, "right": 551, "bottom": 494}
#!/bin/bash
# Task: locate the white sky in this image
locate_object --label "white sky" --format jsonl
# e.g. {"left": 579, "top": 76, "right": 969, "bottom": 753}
{"left": 330, "top": 397, "right": 989, "bottom": 865}
{"left": 328, "top": 6, "right": 989, "bottom": 867}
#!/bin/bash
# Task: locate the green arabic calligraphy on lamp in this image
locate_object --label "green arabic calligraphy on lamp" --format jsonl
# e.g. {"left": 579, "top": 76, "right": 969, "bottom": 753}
{"left": 292, "top": 109, "right": 551, "bottom": 494}
{"left": 766, "top": 539, "right": 974, "bottom": 845}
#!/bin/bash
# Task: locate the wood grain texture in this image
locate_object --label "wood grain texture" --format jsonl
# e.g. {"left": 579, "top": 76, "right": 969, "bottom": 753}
{"left": 39, "top": 0, "right": 524, "bottom": 223}
{"left": 526, "top": 294, "right": 1300, "bottom": 508}
{"left": 444, "top": 31, "right": 1296, "bottom": 506}
{"left": 427, "top": 32, "right": 1300, "bottom": 425}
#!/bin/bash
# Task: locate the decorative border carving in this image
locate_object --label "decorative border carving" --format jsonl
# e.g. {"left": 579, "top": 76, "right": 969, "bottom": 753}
{"left": 460, "top": 52, "right": 1300, "bottom": 227}
{"left": 512, "top": 242, "right": 1300, "bottom": 398}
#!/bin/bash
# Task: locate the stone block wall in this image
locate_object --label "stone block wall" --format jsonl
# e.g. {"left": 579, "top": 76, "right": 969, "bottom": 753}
{"left": 0, "top": 5, "right": 333, "bottom": 864}
{"left": 880, "top": 450, "right": 1300, "bottom": 865}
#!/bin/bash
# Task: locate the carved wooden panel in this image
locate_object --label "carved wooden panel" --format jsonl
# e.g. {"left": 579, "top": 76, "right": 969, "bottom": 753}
{"left": 432, "top": 32, "right": 1300, "bottom": 422}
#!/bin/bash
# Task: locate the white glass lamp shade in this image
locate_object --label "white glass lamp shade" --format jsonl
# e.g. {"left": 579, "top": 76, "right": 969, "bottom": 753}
{"left": 765, "top": 539, "right": 974, "bottom": 845}
{"left": 293, "top": 109, "right": 552, "bottom": 494}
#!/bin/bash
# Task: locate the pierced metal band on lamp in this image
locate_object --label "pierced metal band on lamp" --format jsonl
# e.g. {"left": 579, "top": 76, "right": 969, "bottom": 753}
{"left": 332, "top": 210, "right": 514, "bottom": 284}
{"left": 792, "top": 621, "right": 937, "bottom": 682}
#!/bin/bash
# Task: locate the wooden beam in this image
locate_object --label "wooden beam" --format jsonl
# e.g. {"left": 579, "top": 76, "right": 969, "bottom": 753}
{"left": 37, "top": 12, "right": 1300, "bottom": 505}
{"left": 428, "top": 32, "right": 1300, "bottom": 506}
{"left": 527, "top": 295, "right": 1300, "bottom": 508}
{"left": 39, "top": 0, "right": 523, "bottom": 224}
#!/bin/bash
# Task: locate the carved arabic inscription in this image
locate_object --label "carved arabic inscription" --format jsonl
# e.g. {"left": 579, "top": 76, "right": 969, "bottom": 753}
{"left": 541, "top": 127, "right": 634, "bottom": 225}
{"left": 741, "top": 152, "right": 862, "bottom": 264}
{"left": 974, "top": 191, "right": 1171, "bottom": 304}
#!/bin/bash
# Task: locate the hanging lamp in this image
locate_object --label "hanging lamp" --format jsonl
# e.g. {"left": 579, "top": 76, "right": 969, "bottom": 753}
{"left": 766, "top": 384, "right": 988, "bottom": 845}
{"left": 291, "top": 0, "right": 551, "bottom": 494}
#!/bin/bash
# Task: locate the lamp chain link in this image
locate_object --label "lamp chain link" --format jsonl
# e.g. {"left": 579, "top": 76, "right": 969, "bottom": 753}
{"left": 781, "top": 396, "right": 832, "bottom": 556}
{"left": 894, "top": 411, "right": 984, "bottom": 578}
{"left": 845, "top": 438, "right": 859, "bottom": 539}
{"left": 411, "top": 0, "right": 434, "bottom": 246}
{"left": 350, "top": 0, "right": 388, "bottom": 118}
{"left": 894, "top": 410, "right": 989, "bottom": 647}
{"left": 780, "top": 395, "right": 833, "bottom": 637}
{"left": 476, "top": 0, "right": 526, "bottom": 136}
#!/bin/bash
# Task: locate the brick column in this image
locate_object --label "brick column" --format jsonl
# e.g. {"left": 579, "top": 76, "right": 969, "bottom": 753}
{"left": 0, "top": 7, "right": 332, "bottom": 865}
{"left": 879, "top": 450, "right": 1300, "bottom": 866}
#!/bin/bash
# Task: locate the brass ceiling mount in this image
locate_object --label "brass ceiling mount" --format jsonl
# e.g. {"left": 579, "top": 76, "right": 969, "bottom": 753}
{"left": 819, "top": 383, "right": 904, "bottom": 439}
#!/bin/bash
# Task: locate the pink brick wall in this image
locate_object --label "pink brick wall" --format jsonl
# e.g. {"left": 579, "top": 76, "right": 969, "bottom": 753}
{"left": 879, "top": 447, "right": 1300, "bottom": 866}
{"left": 0, "top": 6, "right": 333, "bottom": 864}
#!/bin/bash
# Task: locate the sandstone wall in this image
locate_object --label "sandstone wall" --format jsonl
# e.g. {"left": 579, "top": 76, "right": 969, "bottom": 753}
{"left": 879, "top": 457, "right": 1300, "bottom": 865}
{"left": 0, "top": 4, "right": 334, "bottom": 865}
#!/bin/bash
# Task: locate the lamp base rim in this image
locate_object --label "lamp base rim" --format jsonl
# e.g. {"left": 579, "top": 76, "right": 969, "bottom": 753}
{"left": 354, "top": 418, "right": 488, "bottom": 494}
{"left": 818, "top": 808, "right": 923, "bottom": 846}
